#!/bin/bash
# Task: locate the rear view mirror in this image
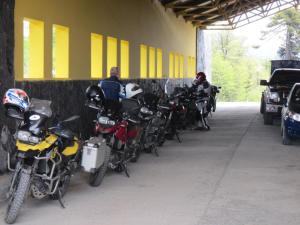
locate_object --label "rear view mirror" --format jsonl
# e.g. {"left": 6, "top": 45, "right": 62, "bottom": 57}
{"left": 260, "top": 80, "right": 268, "bottom": 86}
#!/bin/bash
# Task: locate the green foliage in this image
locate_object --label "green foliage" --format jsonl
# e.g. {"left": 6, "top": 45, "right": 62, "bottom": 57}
{"left": 212, "top": 31, "right": 269, "bottom": 102}
{"left": 262, "top": 8, "right": 300, "bottom": 60}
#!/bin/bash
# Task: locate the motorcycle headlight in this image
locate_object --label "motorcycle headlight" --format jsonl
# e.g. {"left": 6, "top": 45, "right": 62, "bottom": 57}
{"left": 98, "top": 116, "right": 116, "bottom": 126}
{"left": 28, "top": 136, "right": 41, "bottom": 144}
{"left": 288, "top": 111, "right": 300, "bottom": 122}
{"left": 140, "top": 107, "right": 153, "bottom": 115}
{"left": 16, "top": 130, "right": 40, "bottom": 144}
{"left": 17, "top": 130, "right": 31, "bottom": 142}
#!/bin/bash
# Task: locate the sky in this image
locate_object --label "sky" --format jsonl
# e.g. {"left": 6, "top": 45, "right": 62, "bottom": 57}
{"left": 207, "top": 16, "right": 283, "bottom": 60}
{"left": 233, "top": 17, "right": 282, "bottom": 59}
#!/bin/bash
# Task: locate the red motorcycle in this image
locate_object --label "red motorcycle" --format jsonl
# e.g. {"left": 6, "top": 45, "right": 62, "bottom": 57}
{"left": 86, "top": 86, "right": 142, "bottom": 186}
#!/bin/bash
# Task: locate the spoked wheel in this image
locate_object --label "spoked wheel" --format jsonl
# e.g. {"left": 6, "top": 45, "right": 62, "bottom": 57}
{"left": 5, "top": 169, "right": 31, "bottom": 224}
{"left": 130, "top": 146, "right": 141, "bottom": 163}
{"left": 89, "top": 148, "right": 111, "bottom": 187}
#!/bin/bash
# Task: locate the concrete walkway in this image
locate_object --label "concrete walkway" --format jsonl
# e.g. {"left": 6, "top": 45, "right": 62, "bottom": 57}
{"left": 1, "top": 102, "right": 300, "bottom": 225}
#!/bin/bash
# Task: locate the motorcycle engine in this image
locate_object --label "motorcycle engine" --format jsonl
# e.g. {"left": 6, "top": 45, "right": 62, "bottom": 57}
{"left": 31, "top": 178, "right": 48, "bottom": 199}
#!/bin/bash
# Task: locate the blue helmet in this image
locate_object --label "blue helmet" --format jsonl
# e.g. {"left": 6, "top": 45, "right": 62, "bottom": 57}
{"left": 3, "top": 89, "right": 30, "bottom": 112}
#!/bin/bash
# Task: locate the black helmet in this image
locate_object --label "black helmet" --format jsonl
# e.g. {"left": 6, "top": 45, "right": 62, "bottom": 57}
{"left": 85, "top": 85, "right": 105, "bottom": 105}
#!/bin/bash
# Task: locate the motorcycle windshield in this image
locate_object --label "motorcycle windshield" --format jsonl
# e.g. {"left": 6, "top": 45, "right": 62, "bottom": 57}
{"left": 29, "top": 98, "right": 52, "bottom": 118}
{"left": 165, "top": 79, "right": 189, "bottom": 98}
{"left": 165, "top": 79, "right": 178, "bottom": 97}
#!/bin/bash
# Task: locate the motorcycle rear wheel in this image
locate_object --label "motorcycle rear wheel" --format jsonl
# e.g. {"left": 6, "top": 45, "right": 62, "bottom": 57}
{"left": 5, "top": 169, "right": 31, "bottom": 224}
{"left": 89, "top": 147, "right": 111, "bottom": 187}
{"left": 130, "top": 147, "right": 141, "bottom": 163}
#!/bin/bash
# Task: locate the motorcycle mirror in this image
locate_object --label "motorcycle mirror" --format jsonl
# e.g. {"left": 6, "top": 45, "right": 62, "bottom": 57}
{"left": 260, "top": 80, "right": 268, "bottom": 86}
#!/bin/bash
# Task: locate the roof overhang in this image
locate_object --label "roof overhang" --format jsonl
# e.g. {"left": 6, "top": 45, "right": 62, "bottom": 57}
{"left": 159, "top": 0, "right": 300, "bottom": 30}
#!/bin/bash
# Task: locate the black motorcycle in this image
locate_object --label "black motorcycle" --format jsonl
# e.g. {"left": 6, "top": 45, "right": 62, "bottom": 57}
{"left": 4, "top": 98, "right": 81, "bottom": 224}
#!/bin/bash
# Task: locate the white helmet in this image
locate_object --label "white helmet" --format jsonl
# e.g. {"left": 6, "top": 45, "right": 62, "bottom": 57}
{"left": 126, "top": 83, "right": 143, "bottom": 99}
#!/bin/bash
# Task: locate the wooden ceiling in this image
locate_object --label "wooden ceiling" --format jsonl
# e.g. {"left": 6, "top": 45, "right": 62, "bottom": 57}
{"left": 159, "top": 0, "right": 299, "bottom": 29}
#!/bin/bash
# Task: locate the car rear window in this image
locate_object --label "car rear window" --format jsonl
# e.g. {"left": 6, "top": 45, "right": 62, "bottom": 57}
{"left": 270, "top": 70, "right": 300, "bottom": 85}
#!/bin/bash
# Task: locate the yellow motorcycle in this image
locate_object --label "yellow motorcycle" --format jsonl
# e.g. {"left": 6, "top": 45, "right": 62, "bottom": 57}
{"left": 4, "top": 98, "right": 81, "bottom": 224}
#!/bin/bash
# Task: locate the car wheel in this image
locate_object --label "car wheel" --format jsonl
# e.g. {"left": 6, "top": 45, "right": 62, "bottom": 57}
{"left": 260, "top": 97, "right": 265, "bottom": 114}
{"left": 282, "top": 125, "right": 292, "bottom": 145}
{"left": 263, "top": 112, "right": 273, "bottom": 125}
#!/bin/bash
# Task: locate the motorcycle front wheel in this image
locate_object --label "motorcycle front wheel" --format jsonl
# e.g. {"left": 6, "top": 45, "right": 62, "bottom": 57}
{"left": 5, "top": 169, "right": 31, "bottom": 224}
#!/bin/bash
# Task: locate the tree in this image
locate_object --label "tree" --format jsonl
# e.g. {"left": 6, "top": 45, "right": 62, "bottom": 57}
{"left": 212, "top": 31, "right": 269, "bottom": 102}
{"left": 262, "top": 8, "right": 300, "bottom": 60}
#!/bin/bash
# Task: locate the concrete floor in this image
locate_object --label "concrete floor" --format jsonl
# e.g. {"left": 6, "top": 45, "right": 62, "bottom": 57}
{"left": 1, "top": 102, "right": 300, "bottom": 225}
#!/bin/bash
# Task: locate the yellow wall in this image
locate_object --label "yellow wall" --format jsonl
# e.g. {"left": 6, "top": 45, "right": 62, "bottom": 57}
{"left": 157, "top": 48, "right": 162, "bottom": 78}
{"left": 91, "top": 33, "right": 103, "bottom": 78}
{"left": 120, "top": 40, "right": 129, "bottom": 79}
{"left": 107, "top": 36, "right": 117, "bottom": 77}
{"left": 149, "top": 47, "right": 156, "bottom": 79}
{"left": 52, "top": 24, "right": 69, "bottom": 79}
{"left": 23, "top": 18, "right": 44, "bottom": 79}
{"left": 15, "top": 0, "right": 196, "bottom": 80}
{"left": 140, "top": 44, "right": 147, "bottom": 79}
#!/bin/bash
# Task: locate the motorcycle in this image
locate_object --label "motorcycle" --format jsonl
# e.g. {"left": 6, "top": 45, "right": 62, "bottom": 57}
{"left": 210, "top": 85, "right": 221, "bottom": 112}
{"left": 137, "top": 92, "right": 166, "bottom": 155}
{"left": 86, "top": 90, "right": 142, "bottom": 186}
{"left": 190, "top": 88, "right": 210, "bottom": 130}
{"left": 4, "top": 98, "right": 81, "bottom": 224}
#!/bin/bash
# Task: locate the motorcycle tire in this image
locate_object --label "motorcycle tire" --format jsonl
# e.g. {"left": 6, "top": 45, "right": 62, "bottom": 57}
{"left": 158, "top": 136, "right": 165, "bottom": 147}
{"left": 130, "top": 147, "right": 141, "bottom": 163}
{"left": 89, "top": 147, "right": 111, "bottom": 187}
{"left": 5, "top": 169, "right": 31, "bottom": 224}
{"left": 143, "top": 145, "right": 152, "bottom": 153}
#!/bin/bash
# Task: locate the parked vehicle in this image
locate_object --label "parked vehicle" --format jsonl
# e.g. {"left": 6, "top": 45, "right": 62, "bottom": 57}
{"left": 191, "top": 88, "right": 210, "bottom": 130}
{"left": 260, "top": 60, "right": 300, "bottom": 125}
{"left": 281, "top": 83, "right": 300, "bottom": 145}
{"left": 86, "top": 85, "right": 141, "bottom": 186}
{"left": 137, "top": 92, "right": 167, "bottom": 155}
{"left": 210, "top": 85, "right": 221, "bottom": 112}
{"left": 3, "top": 92, "right": 82, "bottom": 224}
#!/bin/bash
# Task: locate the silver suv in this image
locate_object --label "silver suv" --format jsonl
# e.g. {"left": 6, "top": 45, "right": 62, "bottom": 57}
{"left": 260, "top": 68, "right": 300, "bottom": 125}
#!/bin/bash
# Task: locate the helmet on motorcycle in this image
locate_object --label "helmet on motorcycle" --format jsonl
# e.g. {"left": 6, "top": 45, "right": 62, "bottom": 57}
{"left": 3, "top": 89, "right": 30, "bottom": 119}
{"left": 195, "top": 72, "right": 206, "bottom": 84}
{"left": 125, "top": 83, "right": 143, "bottom": 99}
{"left": 3, "top": 89, "right": 30, "bottom": 111}
{"left": 86, "top": 85, "right": 105, "bottom": 105}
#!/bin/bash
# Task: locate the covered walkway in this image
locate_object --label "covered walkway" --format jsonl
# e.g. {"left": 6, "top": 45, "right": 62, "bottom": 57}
{"left": 1, "top": 103, "right": 300, "bottom": 225}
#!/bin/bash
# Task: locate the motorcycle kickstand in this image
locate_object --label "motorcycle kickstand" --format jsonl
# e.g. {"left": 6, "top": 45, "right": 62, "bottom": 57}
{"left": 58, "top": 190, "right": 66, "bottom": 209}
{"left": 154, "top": 147, "right": 159, "bottom": 157}
{"left": 203, "top": 118, "right": 210, "bottom": 130}
{"left": 122, "top": 162, "right": 130, "bottom": 178}
{"left": 175, "top": 131, "right": 182, "bottom": 143}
